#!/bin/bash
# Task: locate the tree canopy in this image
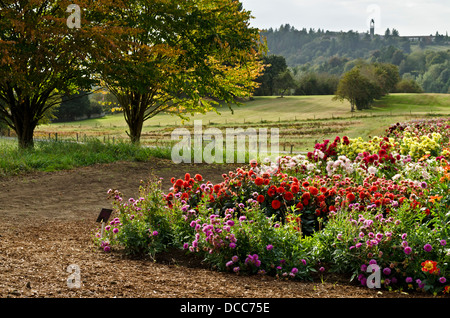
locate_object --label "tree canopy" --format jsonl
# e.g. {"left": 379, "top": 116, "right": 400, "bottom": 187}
{"left": 0, "top": 0, "right": 125, "bottom": 148}
{"left": 253, "top": 55, "right": 288, "bottom": 96}
{"left": 0, "top": 0, "right": 265, "bottom": 147}
{"left": 96, "top": 0, "right": 265, "bottom": 143}
{"left": 334, "top": 62, "right": 400, "bottom": 112}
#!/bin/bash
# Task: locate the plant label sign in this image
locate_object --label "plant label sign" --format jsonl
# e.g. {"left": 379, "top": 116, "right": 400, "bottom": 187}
{"left": 96, "top": 208, "right": 113, "bottom": 238}
{"left": 96, "top": 208, "right": 113, "bottom": 223}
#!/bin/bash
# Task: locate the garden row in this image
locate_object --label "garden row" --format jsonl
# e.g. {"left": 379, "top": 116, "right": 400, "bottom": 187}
{"left": 94, "top": 117, "right": 450, "bottom": 296}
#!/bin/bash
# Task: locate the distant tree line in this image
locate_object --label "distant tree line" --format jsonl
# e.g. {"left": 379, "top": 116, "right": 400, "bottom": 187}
{"left": 258, "top": 25, "right": 450, "bottom": 94}
{"left": 253, "top": 54, "right": 416, "bottom": 98}
{"left": 254, "top": 53, "right": 414, "bottom": 112}
{"left": 253, "top": 55, "right": 340, "bottom": 96}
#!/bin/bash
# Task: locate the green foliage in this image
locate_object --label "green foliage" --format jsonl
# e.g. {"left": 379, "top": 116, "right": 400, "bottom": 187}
{"left": 53, "top": 92, "right": 103, "bottom": 122}
{"left": 255, "top": 55, "right": 340, "bottom": 96}
{"left": 273, "top": 70, "right": 297, "bottom": 97}
{"left": 334, "top": 62, "right": 400, "bottom": 111}
{"left": 372, "top": 62, "right": 401, "bottom": 95}
{"left": 254, "top": 54, "right": 288, "bottom": 96}
{"left": 0, "top": 116, "right": 7, "bottom": 131}
{"left": 98, "top": 0, "right": 265, "bottom": 144}
{"left": 394, "top": 79, "right": 424, "bottom": 93}
{"left": 294, "top": 72, "right": 340, "bottom": 95}
{"left": 334, "top": 67, "right": 379, "bottom": 111}
{"left": 261, "top": 26, "right": 411, "bottom": 66}
{"left": 417, "top": 62, "right": 450, "bottom": 94}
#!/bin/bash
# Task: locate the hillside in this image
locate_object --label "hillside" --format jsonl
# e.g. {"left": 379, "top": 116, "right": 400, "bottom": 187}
{"left": 261, "top": 25, "right": 450, "bottom": 94}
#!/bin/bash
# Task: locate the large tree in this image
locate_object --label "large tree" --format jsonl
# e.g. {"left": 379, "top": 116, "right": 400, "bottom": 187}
{"left": 97, "top": 0, "right": 265, "bottom": 144}
{"left": 273, "top": 70, "right": 296, "bottom": 97}
{"left": 334, "top": 62, "right": 400, "bottom": 112}
{"left": 334, "top": 67, "right": 379, "bottom": 112}
{"left": 0, "top": 0, "right": 125, "bottom": 148}
{"left": 370, "top": 62, "right": 401, "bottom": 96}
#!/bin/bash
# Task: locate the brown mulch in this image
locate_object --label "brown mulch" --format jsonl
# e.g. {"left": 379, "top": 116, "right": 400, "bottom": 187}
{"left": 0, "top": 159, "right": 447, "bottom": 306}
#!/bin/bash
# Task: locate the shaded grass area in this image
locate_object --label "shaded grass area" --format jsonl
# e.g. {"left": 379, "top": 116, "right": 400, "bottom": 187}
{"left": 0, "top": 138, "right": 266, "bottom": 177}
{"left": 0, "top": 138, "right": 171, "bottom": 177}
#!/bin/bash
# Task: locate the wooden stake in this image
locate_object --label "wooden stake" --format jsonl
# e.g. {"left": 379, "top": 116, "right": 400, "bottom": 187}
{"left": 100, "top": 221, "right": 105, "bottom": 238}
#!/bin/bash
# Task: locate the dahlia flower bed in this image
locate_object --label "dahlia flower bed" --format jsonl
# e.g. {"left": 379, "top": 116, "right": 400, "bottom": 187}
{"left": 94, "top": 118, "right": 450, "bottom": 296}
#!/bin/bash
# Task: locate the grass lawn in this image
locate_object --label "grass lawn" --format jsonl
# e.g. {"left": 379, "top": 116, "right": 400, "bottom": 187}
{"left": 370, "top": 93, "right": 450, "bottom": 113}
{"left": 0, "top": 138, "right": 171, "bottom": 176}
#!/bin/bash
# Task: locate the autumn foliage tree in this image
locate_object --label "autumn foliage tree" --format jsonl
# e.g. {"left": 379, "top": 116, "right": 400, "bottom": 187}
{"left": 0, "top": 0, "right": 128, "bottom": 148}
{"left": 96, "top": 0, "right": 265, "bottom": 144}
{"left": 0, "top": 0, "right": 264, "bottom": 147}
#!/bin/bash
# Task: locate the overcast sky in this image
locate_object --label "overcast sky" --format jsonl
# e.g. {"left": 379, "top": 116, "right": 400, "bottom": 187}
{"left": 240, "top": 0, "right": 449, "bottom": 36}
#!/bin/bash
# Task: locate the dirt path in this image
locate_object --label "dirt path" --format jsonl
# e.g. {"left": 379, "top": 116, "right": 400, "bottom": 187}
{"left": 0, "top": 159, "right": 442, "bottom": 302}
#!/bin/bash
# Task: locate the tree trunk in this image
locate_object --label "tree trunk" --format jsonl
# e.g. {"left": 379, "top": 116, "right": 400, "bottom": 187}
{"left": 17, "top": 125, "right": 35, "bottom": 149}
{"left": 127, "top": 117, "right": 143, "bottom": 144}
{"left": 118, "top": 92, "right": 155, "bottom": 145}
{"left": 13, "top": 104, "right": 37, "bottom": 149}
{"left": 124, "top": 97, "right": 145, "bottom": 145}
{"left": 350, "top": 101, "right": 355, "bottom": 112}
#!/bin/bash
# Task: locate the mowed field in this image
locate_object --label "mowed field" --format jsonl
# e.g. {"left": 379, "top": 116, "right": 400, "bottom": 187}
{"left": 34, "top": 93, "right": 450, "bottom": 152}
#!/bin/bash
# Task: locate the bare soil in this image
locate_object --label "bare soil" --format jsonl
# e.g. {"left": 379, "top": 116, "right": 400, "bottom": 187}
{"left": 0, "top": 159, "right": 446, "bottom": 303}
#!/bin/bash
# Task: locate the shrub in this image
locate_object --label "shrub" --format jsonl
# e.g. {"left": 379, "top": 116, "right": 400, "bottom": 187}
{"left": 183, "top": 197, "right": 316, "bottom": 279}
{"left": 314, "top": 202, "right": 449, "bottom": 294}
{"left": 95, "top": 178, "right": 175, "bottom": 259}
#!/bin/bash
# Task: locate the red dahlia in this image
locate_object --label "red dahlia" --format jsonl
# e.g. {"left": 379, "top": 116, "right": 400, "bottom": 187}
{"left": 271, "top": 200, "right": 281, "bottom": 210}
{"left": 255, "top": 177, "right": 264, "bottom": 186}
